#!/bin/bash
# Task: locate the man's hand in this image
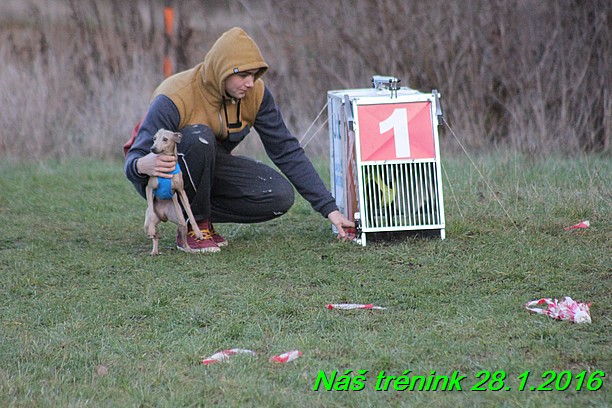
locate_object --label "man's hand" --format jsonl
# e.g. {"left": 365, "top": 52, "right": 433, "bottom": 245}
{"left": 327, "top": 210, "right": 355, "bottom": 240}
{"left": 136, "top": 153, "right": 177, "bottom": 178}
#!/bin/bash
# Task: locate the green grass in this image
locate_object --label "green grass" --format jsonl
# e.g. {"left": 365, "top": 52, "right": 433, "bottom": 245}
{"left": 0, "top": 155, "right": 610, "bottom": 407}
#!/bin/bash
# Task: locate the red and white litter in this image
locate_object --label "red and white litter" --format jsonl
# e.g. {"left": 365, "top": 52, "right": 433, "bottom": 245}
{"left": 201, "top": 348, "right": 257, "bottom": 365}
{"left": 201, "top": 348, "right": 302, "bottom": 365}
{"left": 525, "top": 296, "right": 592, "bottom": 324}
{"left": 564, "top": 220, "right": 590, "bottom": 230}
{"left": 326, "top": 303, "right": 386, "bottom": 310}
{"left": 269, "top": 350, "right": 303, "bottom": 363}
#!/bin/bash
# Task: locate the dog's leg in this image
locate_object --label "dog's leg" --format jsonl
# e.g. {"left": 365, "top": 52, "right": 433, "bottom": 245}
{"left": 171, "top": 194, "right": 192, "bottom": 252}
{"left": 145, "top": 184, "right": 161, "bottom": 256}
{"left": 178, "top": 189, "right": 205, "bottom": 240}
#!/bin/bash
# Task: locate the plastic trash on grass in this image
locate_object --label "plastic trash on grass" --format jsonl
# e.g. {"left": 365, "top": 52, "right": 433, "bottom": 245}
{"left": 326, "top": 303, "right": 386, "bottom": 310}
{"left": 269, "top": 350, "right": 302, "bottom": 363}
{"left": 525, "top": 296, "right": 592, "bottom": 324}
{"left": 564, "top": 220, "right": 590, "bottom": 230}
{"left": 201, "top": 348, "right": 257, "bottom": 365}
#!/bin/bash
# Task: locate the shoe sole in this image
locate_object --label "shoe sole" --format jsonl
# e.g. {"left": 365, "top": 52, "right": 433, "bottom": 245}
{"left": 177, "top": 245, "right": 221, "bottom": 253}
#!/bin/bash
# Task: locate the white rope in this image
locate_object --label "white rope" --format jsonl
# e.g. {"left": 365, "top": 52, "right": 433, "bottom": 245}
{"left": 178, "top": 153, "right": 197, "bottom": 193}
{"left": 299, "top": 102, "right": 328, "bottom": 147}
{"left": 441, "top": 116, "right": 513, "bottom": 222}
{"left": 300, "top": 120, "right": 329, "bottom": 148}
{"left": 441, "top": 161, "right": 464, "bottom": 219}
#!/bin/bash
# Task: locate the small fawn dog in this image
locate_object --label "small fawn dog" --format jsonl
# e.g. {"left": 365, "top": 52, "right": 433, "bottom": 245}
{"left": 144, "top": 129, "right": 203, "bottom": 255}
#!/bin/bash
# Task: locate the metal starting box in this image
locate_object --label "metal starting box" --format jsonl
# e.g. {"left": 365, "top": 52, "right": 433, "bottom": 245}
{"left": 328, "top": 76, "right": 445, "bottom": 245}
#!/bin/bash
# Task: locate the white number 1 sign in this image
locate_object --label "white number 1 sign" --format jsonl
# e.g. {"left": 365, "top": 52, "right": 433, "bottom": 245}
{"left": 357, "top": 101, "right": 434, "bottom": 161}
{"left": 378, "top": 108, "right": 410, "bottom": 158}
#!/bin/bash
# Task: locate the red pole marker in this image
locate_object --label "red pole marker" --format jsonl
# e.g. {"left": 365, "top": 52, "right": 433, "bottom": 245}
{"left": 164, "top": 6, "right": 174, "bottom": 35}
{"left": 163, "top": 6, "right": 174, "bottom": 77}
{"left": 269, "top": 350, "right": 302, "bottom": 363}
{"left": 163, "top": 57, "right": 172, "bottom": 78}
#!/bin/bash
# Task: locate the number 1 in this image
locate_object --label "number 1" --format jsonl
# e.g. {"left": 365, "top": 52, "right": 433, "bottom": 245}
{"left": 379, "top": 108, "right": 410, "bottom": 158}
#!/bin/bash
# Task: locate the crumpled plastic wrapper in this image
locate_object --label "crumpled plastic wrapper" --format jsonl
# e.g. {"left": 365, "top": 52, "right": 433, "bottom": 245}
{"left": 269, "top": 350, "right": 302, "bottom": 363}
{"left": 564, "top": 220, "right": 590, "bottom": 230}
{"left": 201, "top": 348, "right": 257, "bottom": 365}
{"left": 326, "top": 303, "right": 386, "bottom": 310}
{"left": 525, "top": 296, "right": 592, "bottom": 324}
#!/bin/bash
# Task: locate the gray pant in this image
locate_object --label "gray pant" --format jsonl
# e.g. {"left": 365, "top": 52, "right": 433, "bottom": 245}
{"left": 177, "top": 125, "right": 294, "bottom": 224}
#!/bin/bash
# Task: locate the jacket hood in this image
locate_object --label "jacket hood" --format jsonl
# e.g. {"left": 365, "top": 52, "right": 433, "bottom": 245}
{"left": 200, "top": 27, "right": 268, "bottom": 104}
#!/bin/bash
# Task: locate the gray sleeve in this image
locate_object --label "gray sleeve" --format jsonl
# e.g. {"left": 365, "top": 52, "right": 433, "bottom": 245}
{"left": 254, "top": 87, "right": 338, "bottom": 218}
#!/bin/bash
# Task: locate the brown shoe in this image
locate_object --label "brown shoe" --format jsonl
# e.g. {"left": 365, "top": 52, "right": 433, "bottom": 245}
{"left": 177, "top": 222, "right": 220, "bottom": 253}
{"left": 207, "top": 221, "right": 228, "bottom": 247}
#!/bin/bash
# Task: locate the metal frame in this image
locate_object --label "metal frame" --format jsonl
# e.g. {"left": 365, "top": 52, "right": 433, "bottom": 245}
{"left": 328, "top": 85, "right": 445, "bottom": 246}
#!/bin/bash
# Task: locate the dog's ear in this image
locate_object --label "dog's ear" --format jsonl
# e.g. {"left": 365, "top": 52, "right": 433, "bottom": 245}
{"left": 172, "top": 132, "right": 183, "bottom": 144}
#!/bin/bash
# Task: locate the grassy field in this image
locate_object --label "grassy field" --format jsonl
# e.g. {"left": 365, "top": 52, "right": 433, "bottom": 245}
{"left": 0, "top": 155, "right": 610, "bottom": 407}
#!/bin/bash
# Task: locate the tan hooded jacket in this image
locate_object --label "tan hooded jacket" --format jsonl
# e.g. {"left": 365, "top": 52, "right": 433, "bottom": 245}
{"left": 126, "top": 27, "right": 339, "bottom": 218}
{"left": 152, "top": 27, "right": 269, "bottom": 139}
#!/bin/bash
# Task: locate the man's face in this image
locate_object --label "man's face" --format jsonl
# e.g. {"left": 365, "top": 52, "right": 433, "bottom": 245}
{"left": 224, "top": 69, "right": 259, "bottom": 99}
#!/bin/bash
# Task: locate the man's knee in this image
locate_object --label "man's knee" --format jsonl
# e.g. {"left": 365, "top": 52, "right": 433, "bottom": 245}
{"left": 178, "top": 124, "right": 216, "bottom": 156}
{"left": 271, "top": 178, "right": 295, "bottom": 214}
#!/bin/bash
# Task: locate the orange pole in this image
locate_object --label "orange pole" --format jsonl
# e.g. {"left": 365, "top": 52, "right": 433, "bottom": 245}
{"left": 163, "top": 57, "right": 172, "bottom": 78}
{"left": 164, "top": 7, "right": 174, "bottom": 36}
{"left": 163, "top": 6, "right": 174, "bottom": 77}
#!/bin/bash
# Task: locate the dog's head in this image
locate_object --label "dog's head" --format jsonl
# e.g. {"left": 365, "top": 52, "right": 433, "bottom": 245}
{"left": 150, "top": 129, "right": 182, "bottom": 156}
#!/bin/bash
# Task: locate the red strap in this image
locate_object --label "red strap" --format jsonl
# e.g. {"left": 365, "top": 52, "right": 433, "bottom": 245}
{"left": 123, "top": 119, "right": 143, "bottom": 157}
